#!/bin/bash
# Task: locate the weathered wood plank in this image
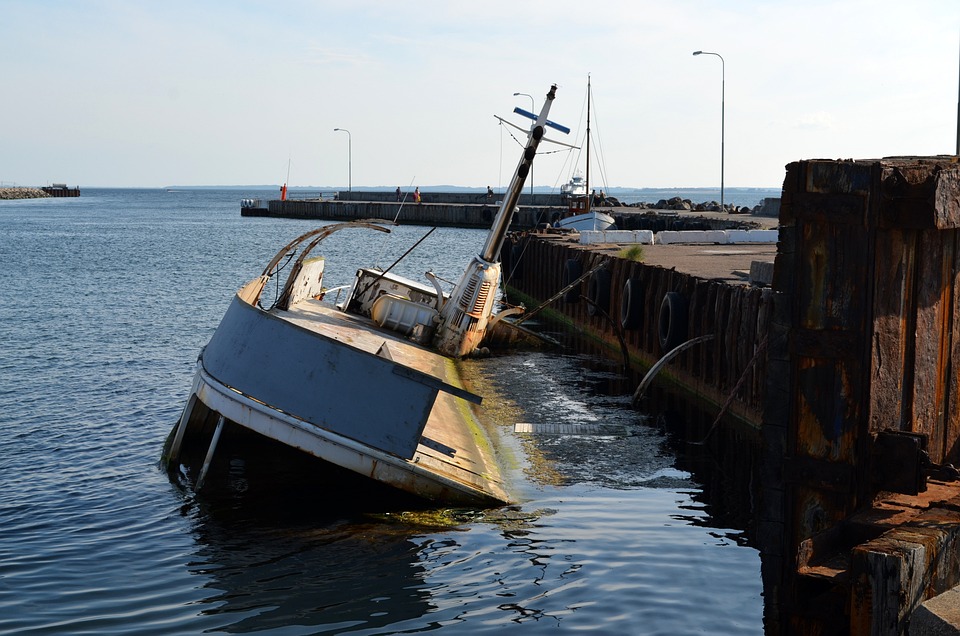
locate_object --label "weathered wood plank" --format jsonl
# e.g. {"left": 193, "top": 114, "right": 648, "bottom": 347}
{"left": 911, "top": 229, "right": 954, "bottom": 461}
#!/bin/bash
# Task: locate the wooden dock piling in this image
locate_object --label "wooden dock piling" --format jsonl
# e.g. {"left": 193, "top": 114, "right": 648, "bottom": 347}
{"left": 761, "top": 157, "right": 960, "bottom": 635}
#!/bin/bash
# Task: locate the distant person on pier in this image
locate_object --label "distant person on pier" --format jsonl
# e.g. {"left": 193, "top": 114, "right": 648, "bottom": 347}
{"left": 414, "top": 187, "right": 421, "bottom": 204}
{"left": 396, "top": 186, "right": 401, "bottom": 201}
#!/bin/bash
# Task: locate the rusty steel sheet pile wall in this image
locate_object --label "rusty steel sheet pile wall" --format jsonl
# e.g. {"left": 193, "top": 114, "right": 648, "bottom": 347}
{"left": 502, "top": 234, "right": 771, "bottom": 424}
{"left": 761, "top": 157, "right": 960, "bottom": 635}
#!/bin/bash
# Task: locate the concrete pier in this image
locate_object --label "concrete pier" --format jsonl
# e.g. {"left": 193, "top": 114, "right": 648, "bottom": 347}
{"left": 505, "top": 156, "right": 960, "bottom": 635}
{"left": 243, "top": 195, "right": 770, "bottom": 233}
{"left": 504, "top": 219, "right": 776, "bottom": 429}
{"left": 243, "top": 197, "right": 557, "bottom": 229}
{"left": 40, "top": 185, "right": 79, "bottom": 197}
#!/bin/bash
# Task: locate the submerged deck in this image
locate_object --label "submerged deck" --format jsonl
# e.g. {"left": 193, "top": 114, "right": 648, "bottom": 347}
{"left": 275, "top": 299, "right": 510, "bottom": 502}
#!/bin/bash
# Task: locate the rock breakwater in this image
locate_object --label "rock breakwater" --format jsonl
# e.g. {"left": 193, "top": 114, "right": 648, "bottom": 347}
{"left": 0, "top": 188, "right": 51, "bottom": 200}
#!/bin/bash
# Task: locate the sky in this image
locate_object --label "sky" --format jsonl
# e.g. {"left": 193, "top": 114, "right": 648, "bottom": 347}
{"left": 2, "top": 0, "right": 959, "bottom": 190}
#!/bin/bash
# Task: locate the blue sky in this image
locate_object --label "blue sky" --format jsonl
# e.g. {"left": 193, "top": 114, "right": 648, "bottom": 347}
{"left": 2, "top": 0, "right": 958, "bottom": 189}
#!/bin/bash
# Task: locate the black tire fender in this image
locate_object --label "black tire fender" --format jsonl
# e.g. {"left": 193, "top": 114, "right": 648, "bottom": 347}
{"left": 658, "top": 291, "right": 689, "bottom": 351}
{"left": 620, "top": 278, "right": 643, "bottom": 330}
{"left": 586, "top": 268, "right": 611, "bottom": 316}
{"left": 561, "top": 259, "right": 582, "bottom": 303}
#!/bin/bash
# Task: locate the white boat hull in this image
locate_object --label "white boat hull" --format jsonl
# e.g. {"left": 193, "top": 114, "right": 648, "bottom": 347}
{"left": 556, "top": 210, "right": 616, "bottom": 232}
{"left": 164, "top": 281, "right": 510, "bottom": 506}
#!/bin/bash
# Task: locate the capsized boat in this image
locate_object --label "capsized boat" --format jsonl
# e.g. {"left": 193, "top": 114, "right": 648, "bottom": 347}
{"left": 555, "top": 76, "right": 616, "bottom": 232}
{"left": 162, "top": 84, "right": 568, "bottom": 507}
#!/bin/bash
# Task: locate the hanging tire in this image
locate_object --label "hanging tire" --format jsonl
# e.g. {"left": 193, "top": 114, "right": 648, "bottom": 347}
{"left": 658, "top": 291, "right": 688, "bottom": 351}
{"left": 586, "top": 268, "right": 611, "bottom": 316}
{"left": 620, "top": 278, "right": 643, "bottom": 330}
{"left": 561, "top": 259, "right": 582, "bottom": 303}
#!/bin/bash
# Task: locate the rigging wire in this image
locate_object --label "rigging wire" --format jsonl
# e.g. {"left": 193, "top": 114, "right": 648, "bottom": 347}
{"left": 498, "top": 119, "right": 503, "bottom": 194}
{"left": 357, "top": 226, "right": 438, "bottom": 300}
{"left": 589, "top": 84, "right": 610, "bottom": 193}
{"left": 549, "top": 79, "right": 610, "bottom": 195}
{"left": 373, "top": 175, "right": 417, "bottom": 268}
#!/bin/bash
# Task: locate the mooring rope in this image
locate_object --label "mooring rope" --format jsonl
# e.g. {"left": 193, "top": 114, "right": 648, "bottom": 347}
{"left": 689, "top": 334, "right": 770, "bottom": 446}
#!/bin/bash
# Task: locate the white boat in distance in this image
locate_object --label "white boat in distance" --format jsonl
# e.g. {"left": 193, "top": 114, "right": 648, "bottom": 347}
{"left": 557, "top": 177, "right": 616, "bottom": 231}
{"left": 555, "top": 77, "right": 616, "bottom": 233}
{"left": 162, "top": 85, "right": 569, "bottom": 507}
{"left": 561, "top": 172, "right": 587, "bottom": 197}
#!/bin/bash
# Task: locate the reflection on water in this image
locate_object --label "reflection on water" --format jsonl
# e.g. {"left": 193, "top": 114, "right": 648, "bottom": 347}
{"left": 180, "top": 339, "right": 763, "bottom": 634}
{"left": 189, "top": 510, "right": 433, "bottom": 634}
{"left": 470, "top": 319, "right": 760, "bottom": 543}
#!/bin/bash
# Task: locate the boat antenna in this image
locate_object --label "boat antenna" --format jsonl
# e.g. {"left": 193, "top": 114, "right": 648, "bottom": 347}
{"left": 585, "top": 74, "right": 591, "bottom": 217}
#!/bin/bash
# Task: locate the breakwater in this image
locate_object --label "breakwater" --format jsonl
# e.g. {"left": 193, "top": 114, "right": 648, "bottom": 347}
{"left": 244, "top": 198, "right": 542, "bottom": 229}
{"left": 0, "top": 187, "right": 50, "bottom": 200}
{"left": 242, "top": 195, "right": 776, "bottom": 232}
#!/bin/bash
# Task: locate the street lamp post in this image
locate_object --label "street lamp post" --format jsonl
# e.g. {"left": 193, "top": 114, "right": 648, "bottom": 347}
{"left": 333, "top": 128, "right": 352, "bottom": 192}
{"left": 513, "top": 92, "right": 535, "bottom": 199}
{"left": 693, "top": 50, "right": 725, "bottom": 212}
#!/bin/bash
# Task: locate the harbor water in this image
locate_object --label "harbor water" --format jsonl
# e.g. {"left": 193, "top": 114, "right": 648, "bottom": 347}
{"left": 0, "top": 189, "right": 765, "bottom": 634}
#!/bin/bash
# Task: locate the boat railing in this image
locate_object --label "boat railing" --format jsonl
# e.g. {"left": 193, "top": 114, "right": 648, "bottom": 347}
{"left": 325, "top": 284, "right": 351, "bottom": 306}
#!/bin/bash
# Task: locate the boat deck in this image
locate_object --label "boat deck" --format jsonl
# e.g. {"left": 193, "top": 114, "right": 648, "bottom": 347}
{"left": 276, "top": 299, "right": 510, "bottom": 503}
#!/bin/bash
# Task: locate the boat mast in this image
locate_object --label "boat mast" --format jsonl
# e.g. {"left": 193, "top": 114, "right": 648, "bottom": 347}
{"left": 435, "top": 84, "right": 561, "bottom": 357}
{"left": 480, "top": 85, "right": 558, "bottom": 263}
{"left": 584, "top": 75, "right": 591, "bottom": 216}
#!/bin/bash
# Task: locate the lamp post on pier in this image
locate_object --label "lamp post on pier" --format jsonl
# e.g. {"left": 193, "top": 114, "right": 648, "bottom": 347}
{"left": 333, "top": 128, "right": 352, "bottom": 192}
{"left": 513, "top": 92, "right": 535, "bottom": 199}
{"left": 693, "top": 50, "right": 725, "bottom": 212}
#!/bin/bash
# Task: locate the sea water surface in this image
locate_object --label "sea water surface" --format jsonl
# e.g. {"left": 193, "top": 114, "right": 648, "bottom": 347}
{"left": 0, "top": 189, "right": 768, "bottom": 634}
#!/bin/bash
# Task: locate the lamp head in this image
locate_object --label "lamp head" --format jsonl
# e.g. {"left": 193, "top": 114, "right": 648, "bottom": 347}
{"left": 692, "top": 50, "right": 702, "bottom": 56}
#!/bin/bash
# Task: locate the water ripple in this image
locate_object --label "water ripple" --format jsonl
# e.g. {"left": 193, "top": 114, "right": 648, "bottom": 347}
{"left": 0, "top": 189, "right": 762, "bottom": 634}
